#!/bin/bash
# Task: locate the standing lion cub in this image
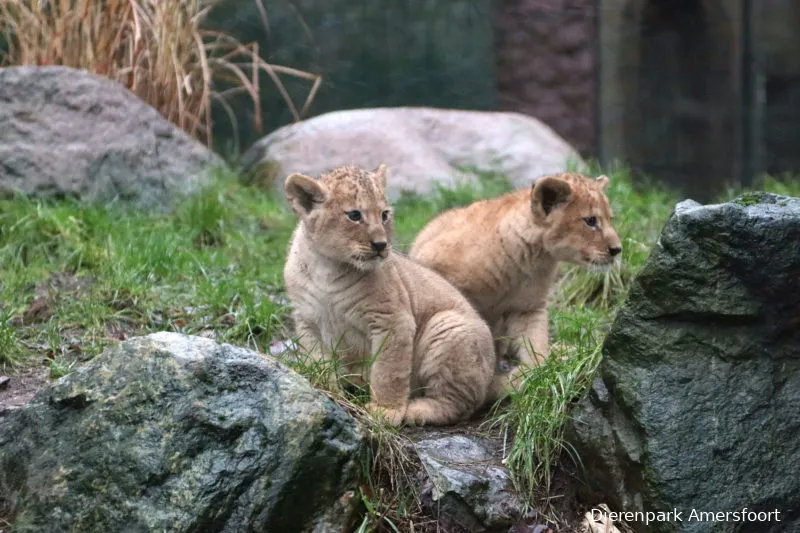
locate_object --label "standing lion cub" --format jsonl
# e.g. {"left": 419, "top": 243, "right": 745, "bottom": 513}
{"left": 283, "top": 164, "right": 495, "bottom": 426}
{"left": 409, "top": 172, "right": 622, "bottom": 396}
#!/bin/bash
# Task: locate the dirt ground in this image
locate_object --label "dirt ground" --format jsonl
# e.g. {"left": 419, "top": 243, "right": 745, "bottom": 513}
{"left": 0, "top": 365, "right": 49, "bottom": 416}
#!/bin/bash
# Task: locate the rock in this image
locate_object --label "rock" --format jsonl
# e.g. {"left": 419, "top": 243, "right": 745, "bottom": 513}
{"left": 568, "top": 193, "right": 800, "bottom": 533}
{"left": 493, "top": 1, "right": 597, "bottom": 154}
{"left": 0, "top": 332, "right": 362, "bottom": 533}
{"left": 0, "top": 377, "right": 8, "bottom": 391}
{"left": 413, "top": 433, "right": 523, "bottom": 531}
{"left": 0, "top": 66, "right": 222, "bottom": 211}
{"left": 240, "top": 107, "right": 584, "bottom": 200}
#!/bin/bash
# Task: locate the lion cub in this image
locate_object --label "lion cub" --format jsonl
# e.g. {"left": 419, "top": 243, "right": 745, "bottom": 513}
{"left": 283, "top": 164, "right": 495, "bottom": 426}
{"left": 409, "top": 172, "right": 622, "bottom": 395}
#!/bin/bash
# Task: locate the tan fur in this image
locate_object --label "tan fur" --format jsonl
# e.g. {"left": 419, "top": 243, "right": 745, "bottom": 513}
{"left": 409, "top": 172, "right": 622, "bottom": 397}
{"left": 283, "top": 165, "right": 495, "bottom": 426}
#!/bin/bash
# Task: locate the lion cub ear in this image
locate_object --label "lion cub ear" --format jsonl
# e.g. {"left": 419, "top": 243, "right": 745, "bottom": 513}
{"left": 285, "top": 173, "right": 328, "bottom": 217}
{"left": 595, "top": 174, "right": 610, "bottom": 190}
{"left": 373, "top": 164, "right": 389, "bottom": 191}
{"left": 531, "top": 176, "right": 572, "bottom": 217}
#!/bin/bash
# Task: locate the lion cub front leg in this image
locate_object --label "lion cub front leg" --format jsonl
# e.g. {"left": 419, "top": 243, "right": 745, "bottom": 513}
{"left": 292, "top": 319, "right": 343, "bottom": 393}
{"left": 491, "top": 309, "right": 550, "bottom": 396}
{"left": 505, "top": 308, "right": 550, "bottom": 367}
{"left": 365, "top": 318, "right": 415, "bottom": 427}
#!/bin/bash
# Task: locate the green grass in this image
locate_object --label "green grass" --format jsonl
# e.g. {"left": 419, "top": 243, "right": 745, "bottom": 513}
{"left": 0, "top": 308, "right": 24, "bottom": 367}
{"left": 487, "top": 307, "right": 607, "bottom": 500}
{"left": 0, "top": 168, "right": 297, "bottom": 371}
{"left": 718, "top": 173, "right": 800, "bottom": 201}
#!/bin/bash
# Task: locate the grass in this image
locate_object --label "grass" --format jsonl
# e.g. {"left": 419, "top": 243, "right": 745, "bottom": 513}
{"left": 0, "top": 168, "right": 296, "bottom": 371}
{"left": 0, "top": 0, "right": 321, "bottom": 147}
{"left": 1, "top": 165, "right": 797, "bottom": 529}
{"left": 487, "top": 308, "right": 607, "bottom": 503}
{"left": 718, "top": 173, "right": 800, "bottom": 201}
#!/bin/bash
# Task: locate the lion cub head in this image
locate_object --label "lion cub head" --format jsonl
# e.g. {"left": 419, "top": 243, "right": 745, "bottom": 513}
{"left": 530, "top": 172, "right": 622, "bottom": 269}
{"left": 285, "top": 165, "right": 393, "bottom": 270}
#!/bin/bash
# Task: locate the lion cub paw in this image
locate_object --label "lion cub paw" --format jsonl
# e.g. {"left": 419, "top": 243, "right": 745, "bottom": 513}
{"left": 366, "top": 402, "right": 406, "bottom": 427}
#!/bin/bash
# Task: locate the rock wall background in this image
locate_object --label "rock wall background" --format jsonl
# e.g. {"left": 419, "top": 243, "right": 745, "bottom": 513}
{"left": 493, "top": 0, "right": 598, "bottom": 156}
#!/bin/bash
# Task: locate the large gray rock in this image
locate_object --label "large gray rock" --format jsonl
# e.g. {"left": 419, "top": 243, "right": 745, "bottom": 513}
{"left": 569, "top": 193, "right": 800, "bottom": 533}
{"left": 240, "top": 107, "right": 584, "bottom": 199}
{"left": 0, "top": 66, "right": 222, "bottom": 210}
{"left": 414, "top": 433, "right": 523, "bottom": 532}
{"left": 0, "top": 332, "right": 362, "bottom": 533}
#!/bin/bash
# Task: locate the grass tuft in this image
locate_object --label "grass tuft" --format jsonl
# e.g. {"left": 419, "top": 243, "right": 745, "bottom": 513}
{"left": 487, "top": 308, "right": 608, "bottom": 505}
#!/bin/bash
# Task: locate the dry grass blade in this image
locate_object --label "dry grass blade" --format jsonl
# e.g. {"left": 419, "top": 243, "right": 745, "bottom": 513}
{"left": 0, "top": 0, "right": 322, "bottom": 147}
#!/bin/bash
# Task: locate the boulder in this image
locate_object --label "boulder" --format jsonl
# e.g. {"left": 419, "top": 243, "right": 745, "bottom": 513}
{"left": 413, "top": 433, "right": 523, "bottom": 532}
{"left": 0, "top": 332, "right": 362, "bottom": 533}
{"left": 0, "top": 66, "right": 222, "bottom": 210}
{"left": 240, "top": 107, "right": 584, "bottom": 199}
{"left": 569, "top": 193, "right": 800, "bottom": 533}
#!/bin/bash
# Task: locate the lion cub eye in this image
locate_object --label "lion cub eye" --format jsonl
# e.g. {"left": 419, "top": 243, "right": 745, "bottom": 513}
{"left": 381, "top": 210, "right": 390, "bottom": 223}
{"left": 583, "top": 216, "right": 598, "bottom": 227}
{"left": 346, "top": 210, "right": 362, "bottom": 222}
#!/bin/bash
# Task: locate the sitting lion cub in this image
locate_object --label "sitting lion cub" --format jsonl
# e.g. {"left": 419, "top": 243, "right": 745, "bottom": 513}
{"left": 409, "top": 172, "right": 622, "bottom": 396}
{"left": 283, "top": 164, "right": 495, "bottom": 426}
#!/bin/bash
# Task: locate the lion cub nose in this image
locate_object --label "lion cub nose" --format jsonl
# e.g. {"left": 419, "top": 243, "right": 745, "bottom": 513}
{"left": 609, "top": 246, "right": 622, "bottom": 257}
{"left": 371, "top": 241, "right": 388, "bottom": 252}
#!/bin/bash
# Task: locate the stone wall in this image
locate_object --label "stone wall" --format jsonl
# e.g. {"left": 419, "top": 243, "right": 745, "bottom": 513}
{"left": 493, "top": 0, "right": 598, "bottom": 156}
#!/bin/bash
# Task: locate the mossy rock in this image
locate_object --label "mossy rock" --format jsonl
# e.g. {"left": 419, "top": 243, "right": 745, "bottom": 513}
{"left": 0, "top": 332, "right": 362, "bottom": 533}
{"left": 569, "top": 193, "right": 800, "bottom": 533}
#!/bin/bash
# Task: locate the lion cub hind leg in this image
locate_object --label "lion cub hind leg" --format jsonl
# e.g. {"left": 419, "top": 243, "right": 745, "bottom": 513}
{"left": 406, "top": 311, "right": 495, "bottom": 426}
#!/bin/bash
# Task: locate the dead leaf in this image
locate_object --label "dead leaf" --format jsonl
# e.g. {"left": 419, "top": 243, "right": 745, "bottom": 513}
{"left": 581, "top": 503, "right": 624, "bottom": 533}
{"left": 23, "top": 295, "right": 53, "bottom": 324}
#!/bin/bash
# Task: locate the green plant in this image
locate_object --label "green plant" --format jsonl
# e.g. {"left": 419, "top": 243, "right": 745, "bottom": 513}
{"left": 45, "top": 356, "right": 77, "bottom": 379}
